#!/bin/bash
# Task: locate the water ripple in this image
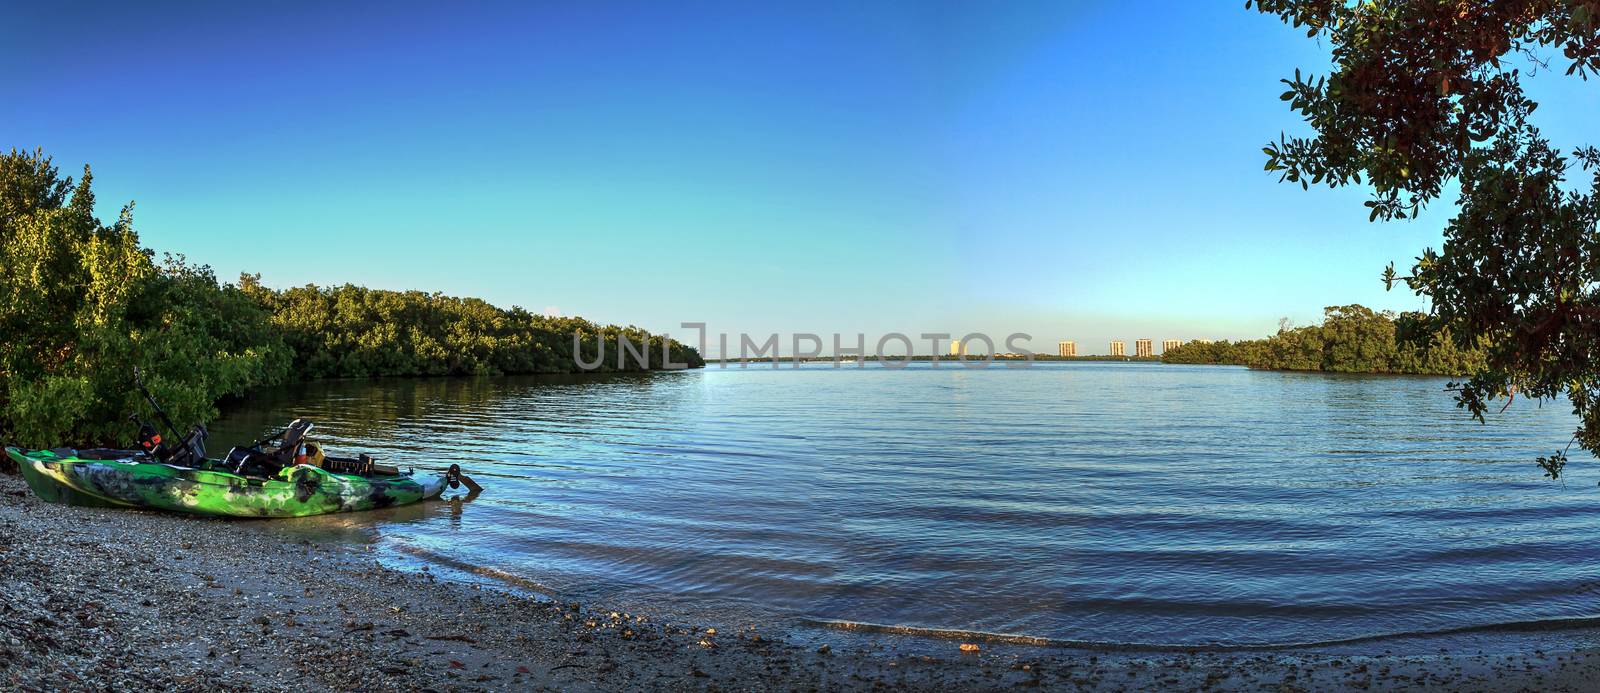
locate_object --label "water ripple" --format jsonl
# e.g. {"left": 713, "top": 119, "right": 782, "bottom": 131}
{"left": 212, "top": 363, "right": 1600, "bottom": 645}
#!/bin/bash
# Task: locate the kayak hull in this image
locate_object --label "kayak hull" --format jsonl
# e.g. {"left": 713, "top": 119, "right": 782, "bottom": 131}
{"left": 6, "top": 447, "right": 448, "bottom": 518}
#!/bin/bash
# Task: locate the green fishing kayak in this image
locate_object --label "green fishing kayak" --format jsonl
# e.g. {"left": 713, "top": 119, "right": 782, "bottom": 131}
{"left": 5, "top": 447, "right": 452, "bottom": 518}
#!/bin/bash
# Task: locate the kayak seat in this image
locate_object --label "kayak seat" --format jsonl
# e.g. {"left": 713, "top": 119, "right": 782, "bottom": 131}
{"left": 276, "top": 418, "right": 313, "bottom": 466}
{"left": 228, "top": 418, "right": 314, "bottom": 477}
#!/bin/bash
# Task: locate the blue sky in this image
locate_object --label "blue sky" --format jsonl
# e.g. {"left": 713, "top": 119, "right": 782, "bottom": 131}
{"left": 6, "top": 2, "right": 1596, "bottom": 355}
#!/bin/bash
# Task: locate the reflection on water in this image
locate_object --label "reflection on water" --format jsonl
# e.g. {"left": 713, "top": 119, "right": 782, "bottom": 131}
{"left": 211, "top": 363, "right": 1600, "bottom": 646}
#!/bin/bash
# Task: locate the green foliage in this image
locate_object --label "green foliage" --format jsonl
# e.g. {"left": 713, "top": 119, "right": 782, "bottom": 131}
{"left": 1254, "top": 1, "right": 1600, "bottom": 467}
{"left": 0, "top": 150, "right": 286, "bottom": 447}
{"left": 1162, "top": 305, "right": 1486, "bottom": 375}
{"left": 0, "top": 149, "right": 702, "bottom": 448}
{"left": 1160, "top": 339, "right": 1247, "bottom": 366}
{"left": 248, "top": 282, "right": 702, "bottom": 379}
{"left": 1250, "top": 0, "right": 1599, "bottom": 219}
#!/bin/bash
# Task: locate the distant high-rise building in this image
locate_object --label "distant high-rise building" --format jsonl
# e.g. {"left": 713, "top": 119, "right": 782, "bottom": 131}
{"left": 1110, "top": 340, "right": 1126, "bottom": 357}
{"left": 1193, "top": 338, "right": 1214, "bottom": 345}
{"left": 950, "top": 339, "right": 963, "bottom": 356}
{"left": 1058, "top": 340, "right": 1076, "bottom": 357}
{"left": 1135, "top": 339, "right": 1153, "bottom": 358}
{"left": 1162, "top": 339, "right": 1182, "bottom": 353}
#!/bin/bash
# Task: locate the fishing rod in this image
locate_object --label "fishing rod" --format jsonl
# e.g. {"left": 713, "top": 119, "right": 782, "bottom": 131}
{"left": 131, "top": 366, "right": 210, "bottom": 467}
{"left": 132, "top": 366, "right": 186, "bottom": 450}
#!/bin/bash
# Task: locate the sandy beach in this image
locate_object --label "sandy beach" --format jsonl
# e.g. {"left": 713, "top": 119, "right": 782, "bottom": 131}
{"left": 2, "top": 471, "right": 1597, "bottom": 692}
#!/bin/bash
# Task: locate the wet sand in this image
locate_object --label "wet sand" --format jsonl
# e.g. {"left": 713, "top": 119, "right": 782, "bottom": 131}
{"left": 2, "top": 472, "right": 1597, "bottom": 691}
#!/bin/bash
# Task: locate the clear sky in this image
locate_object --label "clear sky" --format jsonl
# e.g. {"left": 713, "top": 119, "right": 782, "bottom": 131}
{"left": 6, "top": 2, "right": 1596, "bottom": 355}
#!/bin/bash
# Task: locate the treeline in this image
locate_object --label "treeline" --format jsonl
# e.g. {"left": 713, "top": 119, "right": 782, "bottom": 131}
{"left": 1162, "top": 305, "right": 1485, "bottom": 375}
{"left": 0, "top": 149, "right": 700, "bottom": 448}
{"left": 244, "top": 280, "right": 700, "bottom": 380}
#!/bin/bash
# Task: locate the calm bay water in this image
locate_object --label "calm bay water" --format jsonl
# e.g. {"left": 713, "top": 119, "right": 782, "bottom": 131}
{"left": 211, "top": 363, "right": 1600, "bottom": 646}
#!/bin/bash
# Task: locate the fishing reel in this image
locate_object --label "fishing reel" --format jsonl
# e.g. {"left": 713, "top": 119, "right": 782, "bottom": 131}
{"left": 128, "top": 413, "right": 165, "bottom": 457}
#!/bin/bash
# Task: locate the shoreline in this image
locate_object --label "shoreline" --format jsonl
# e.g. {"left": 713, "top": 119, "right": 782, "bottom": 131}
{"left": 3, "top": 473, "right": 1596, "bottom": 691}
